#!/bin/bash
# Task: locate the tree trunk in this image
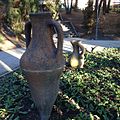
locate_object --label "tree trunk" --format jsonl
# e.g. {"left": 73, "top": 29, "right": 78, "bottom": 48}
{"left": 74, "top": 0, "right": 78, "bottom": 11}
{"left": 98, "top": 0, "right": 103, "bottom": 15}
{"left": 98, "top": 0, "right": 107, "bottom": 15}
{"left": 103, "top": 0, "right": 106, "bottom": 15}
{"left": 106, "top": 0, "right": 111, "bottom": 13}
{"left": 94, "top": 0, "right": 99, "bottom": 16}
{"left": 64, "top": 0, "right": 73, "bottom": 14}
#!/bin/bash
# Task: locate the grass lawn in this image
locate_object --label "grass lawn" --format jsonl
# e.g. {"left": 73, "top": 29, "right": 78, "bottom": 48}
{"left": 0, "top": 48, "right": 120, "bottom": 120}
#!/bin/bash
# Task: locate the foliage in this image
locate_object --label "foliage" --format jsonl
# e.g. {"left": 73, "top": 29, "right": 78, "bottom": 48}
{"left": 0, "top": 34, "right": 5, "bottom": 43}
{"left": 0, "top": 1, "right": 6, "bottom": 28}
{"left": 0, "top": 71, "right": 35, "bottom": 120}
{"left": 45, "top": 0, "right": 61, "bottom": 20}
{"left": 0, "top": 48, "right": 120, "bottom": 120}
{"left": 83, "top": 0, "right": 95, "bottom": 34}
{"left": 7, "top": 0, "right": 39, "bottom": 34}
{"left": 62, "top": 48, "right": 120, "bottom": 120}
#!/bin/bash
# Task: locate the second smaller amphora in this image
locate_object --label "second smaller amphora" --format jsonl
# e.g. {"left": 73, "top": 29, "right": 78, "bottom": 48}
{"left": 69, "top": 41, "right": 85, "bottom": 68}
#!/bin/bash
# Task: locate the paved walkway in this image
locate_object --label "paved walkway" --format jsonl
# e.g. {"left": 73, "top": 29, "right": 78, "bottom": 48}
{"left": 0, "top": 39, "right": 120, "bottom": 77}
{"left": 0, "top": 48, "right": 25, "bottom": 77}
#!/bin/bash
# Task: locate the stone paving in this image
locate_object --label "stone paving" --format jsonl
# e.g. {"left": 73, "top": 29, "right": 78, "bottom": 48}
{"left": 0, "top": 48, "right": 25, "bottom": 77}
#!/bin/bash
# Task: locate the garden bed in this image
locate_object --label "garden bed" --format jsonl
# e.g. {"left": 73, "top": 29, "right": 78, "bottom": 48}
{"left": 0, "top": 48, "right": 120, "bottom": 120}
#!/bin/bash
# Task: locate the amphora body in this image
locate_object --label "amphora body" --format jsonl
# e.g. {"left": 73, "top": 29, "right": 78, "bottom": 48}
{"left": 20, "top": 12, "right": 64, "bottom": 120}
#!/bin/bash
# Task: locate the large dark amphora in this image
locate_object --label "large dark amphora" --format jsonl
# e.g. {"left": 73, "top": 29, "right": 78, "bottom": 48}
{"left": 20, "top": 12, "right": 64, "bottom": 120}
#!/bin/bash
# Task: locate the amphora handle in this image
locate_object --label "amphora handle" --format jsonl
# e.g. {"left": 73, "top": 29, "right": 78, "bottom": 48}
{"left": 47, "top": 20, "right": 63, "bottom": 55}
{"left": 25, "top": 21, "right": 32, "bottom": 48}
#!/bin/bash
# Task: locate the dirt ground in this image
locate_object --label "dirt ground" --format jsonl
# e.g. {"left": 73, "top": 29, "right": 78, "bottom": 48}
{"left": 0, "top": 28, "right": 25, "bottom": 51}
{"left": 0, "top": 9, "right": 120, "bottom": 51}
{"left": 60, "top": 9, "right": 120, "bottom": 40}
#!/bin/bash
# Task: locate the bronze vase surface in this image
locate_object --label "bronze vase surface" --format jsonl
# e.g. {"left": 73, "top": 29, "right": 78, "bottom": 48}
{"left": 20, "top": 12, "right": 64, "bottom": 120}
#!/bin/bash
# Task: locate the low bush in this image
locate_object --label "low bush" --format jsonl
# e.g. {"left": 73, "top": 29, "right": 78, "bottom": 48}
{"left": 0, "top": 48, "right": 120, "bottom": 120}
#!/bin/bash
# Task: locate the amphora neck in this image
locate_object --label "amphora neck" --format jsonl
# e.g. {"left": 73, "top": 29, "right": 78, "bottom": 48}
{"left": 30, "top": 12, "right": 52, "bottom": 29}
{"left": 71, "top": 42, "right": 79, "bottom": 54}
{"left": 29, "top": 12, "right": 52, "bottom": 45}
